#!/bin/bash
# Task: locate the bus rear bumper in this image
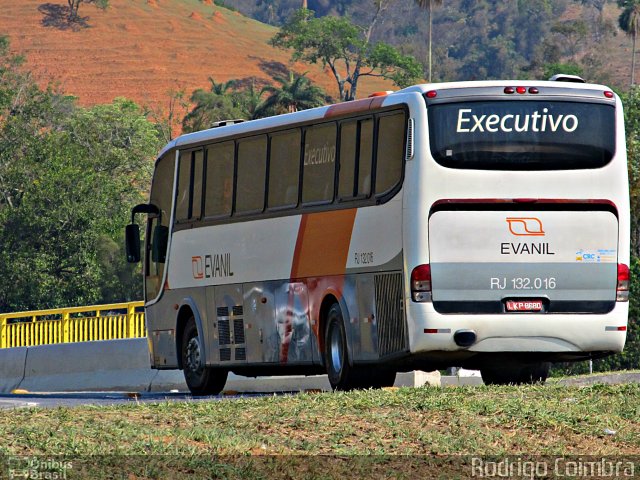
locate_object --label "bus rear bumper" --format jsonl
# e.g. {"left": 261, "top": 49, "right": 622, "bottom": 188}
{"left": 405, "top": 300, "right": 628, "bottom": 359}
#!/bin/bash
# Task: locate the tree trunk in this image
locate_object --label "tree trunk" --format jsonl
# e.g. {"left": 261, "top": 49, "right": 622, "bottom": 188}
{"left": 349, "top": 69, "right": 360, "bottom": 101}
{"left": 302, "top": 0, "right": 308, "bottom": 9}
{"left": 328, "top": 62, "right": 346, "bottom": 101}
{"left": 68, "top": 0, "right": 81, "bottom": 20}
{"left": 633, "top": 31, "right": 637, "bottom": 86}
{"left": 428, "top": 0, "right": 433, "bottom": 83}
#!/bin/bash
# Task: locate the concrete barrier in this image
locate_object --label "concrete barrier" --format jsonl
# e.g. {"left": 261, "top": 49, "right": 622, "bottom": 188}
{"left": 0, "top": 346, "right": 27, "bottom": 393}
{"left": 0, "top": 338, "right": 443, "bottom": 393}
{"left": 20, "top": 339, "right": 157, "bottom": 392}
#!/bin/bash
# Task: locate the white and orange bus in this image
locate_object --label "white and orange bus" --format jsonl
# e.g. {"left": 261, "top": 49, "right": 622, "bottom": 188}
{"left": 127, "top": 77, "right": 629, "bottom": 394}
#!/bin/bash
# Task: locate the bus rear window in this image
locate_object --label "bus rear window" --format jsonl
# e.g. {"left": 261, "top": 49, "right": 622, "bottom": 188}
{"left": 428, "top": 100, "right": 615, "bottom": 170}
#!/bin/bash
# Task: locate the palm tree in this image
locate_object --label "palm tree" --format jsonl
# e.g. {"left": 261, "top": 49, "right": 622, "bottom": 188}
{"left": 207, "top": 77, "right": 237, "bottom": 95}
{"left": 255, "top": 72, "right": 325, "bottom": 118}
{"left": 619, "top": 0, "right": 640, "bottom": 85}
{"left": 618, "top": 0, "right": 640, "bottom": 85}
{"left": 414, "top": 0, "right": 443, "bottom": 83}
{"left": 241, "top": 79, "right": 270, "bottom": 119}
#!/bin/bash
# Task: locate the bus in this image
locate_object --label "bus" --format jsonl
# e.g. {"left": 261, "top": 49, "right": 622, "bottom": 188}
{"left": 126, "top": 77, "right": 629, "bottom": 394}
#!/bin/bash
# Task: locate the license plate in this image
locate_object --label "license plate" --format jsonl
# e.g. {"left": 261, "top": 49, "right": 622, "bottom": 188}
{"left": 506, "top": 300, "right": 544, "bottom": 312}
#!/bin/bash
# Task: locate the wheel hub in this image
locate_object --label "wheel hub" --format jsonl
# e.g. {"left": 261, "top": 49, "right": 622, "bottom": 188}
{"left": 330, "top": 326, "right": 343, "bottom": 373}
{"left": 186, "top": 337, "right": 203, "bottom": 374}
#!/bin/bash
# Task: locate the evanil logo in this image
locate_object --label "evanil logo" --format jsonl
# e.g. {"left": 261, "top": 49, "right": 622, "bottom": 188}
{"left": 456, "top": 108, "right": 578, "bottom": 133}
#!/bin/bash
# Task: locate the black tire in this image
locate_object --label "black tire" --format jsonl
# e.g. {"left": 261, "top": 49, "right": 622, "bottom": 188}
{"left": 323, "top": 303, "right": 397, "bottom": 390}
{"left": 481, "top": 361, "right": 550, "bottom": 385}
{"left": 181, "top": 317, "right": 227, "bottom": 396}
{"left": 324, "top": 304, "right": 356, "bottom": 391}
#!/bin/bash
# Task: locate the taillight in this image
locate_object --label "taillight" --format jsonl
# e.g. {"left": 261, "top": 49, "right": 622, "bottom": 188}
{"left": 617, "top": 263, "right": 630, "bottom": 302}
{"left": 426, "top": 90, "right": 437, "bottom": 98}
{"left": 604, "top": 91, "right": 614, "bottom": 99}
{"left": 411, "top": 264, "right": 432, "bottom": 302}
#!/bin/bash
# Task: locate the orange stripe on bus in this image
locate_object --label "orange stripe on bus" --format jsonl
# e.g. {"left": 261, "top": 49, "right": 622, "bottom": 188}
{"left": 290, "top": 209, "right": 357, "bottom": 279}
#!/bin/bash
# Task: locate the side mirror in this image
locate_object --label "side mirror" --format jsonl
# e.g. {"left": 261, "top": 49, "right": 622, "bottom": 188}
{"left": 130, "top": 203, "right": 160, "bottom": 222}
{"left": 125, "top": 224, "right": 141, "bottom": 263}
{"left": 151, "top": 225, "right": 169, "bottom": 263}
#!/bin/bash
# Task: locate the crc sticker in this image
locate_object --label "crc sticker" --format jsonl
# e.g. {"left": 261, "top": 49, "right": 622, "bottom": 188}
{"left": 575, "top": 249, "right": 616, "bottom": 263}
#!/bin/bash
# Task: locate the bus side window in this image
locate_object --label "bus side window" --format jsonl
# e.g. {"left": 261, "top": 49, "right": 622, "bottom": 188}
{"left": 236, "top": 135, "right": 267, "bottom": 214}
{"left": 358, "top": 119, "right": 373, "bottom": 197}
{"left": 338, "top": 117, "right": 373, "bottom": 200}
{"left": 175, "top": 151, "right": 192, "bottom": 222}
{"left": 338, "top": 121, "right": 357, "bottom": 199}
{"left": 204, "top": 142, "right": 234, "bottom": 218}
{"left": 151, "top": 223, "right": 168, "bottom": 263}
{"left": 375, "top": 112, "right": 406, "bottom": 196}
{"left": 191, "top": 149, "right": 204, "bottom": 220}
{"left": 268, "top": 129, "right": 301, "bottom": 209}
{"left": 302, "top": 122, "right": 336, "bottom": 204}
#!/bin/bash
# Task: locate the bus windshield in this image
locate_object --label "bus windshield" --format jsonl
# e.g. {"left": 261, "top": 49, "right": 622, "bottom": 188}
{"left": 428, "top": 100, "right": 615, "bottom": 170}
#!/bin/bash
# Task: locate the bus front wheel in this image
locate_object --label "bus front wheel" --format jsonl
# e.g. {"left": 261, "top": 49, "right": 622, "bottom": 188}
{"left": 181, "top": 317, "right": 228, "bottom": 396}
{"left": 480, "top": 361, "right": 550, "bottom": 385}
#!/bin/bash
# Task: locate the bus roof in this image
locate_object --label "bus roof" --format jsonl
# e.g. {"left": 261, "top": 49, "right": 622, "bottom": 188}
{"left": 157, "top": 79, "right": 616, "bottom": 161}
{"left": 396, "top": 79, "right": 612, "bottom": 94}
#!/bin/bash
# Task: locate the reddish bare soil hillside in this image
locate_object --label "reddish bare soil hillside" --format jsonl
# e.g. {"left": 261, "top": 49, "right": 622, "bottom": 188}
{"left": 0, "top": 0, "right": 393, "bottom": 110}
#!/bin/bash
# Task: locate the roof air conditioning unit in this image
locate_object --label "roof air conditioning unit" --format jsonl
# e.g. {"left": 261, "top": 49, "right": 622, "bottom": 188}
{"left": 548, "top": 74, "right": 585, "bottom": 83}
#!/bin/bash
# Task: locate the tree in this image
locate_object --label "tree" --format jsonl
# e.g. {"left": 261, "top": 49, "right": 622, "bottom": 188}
{"left": 182, "top": 72, "right": 325, "bottom": 130}
{"left": 67, "top": 0, "right": 109, "bottom": 21}
{"left": 181, "top": 83, "right": 247, "bottom": 133}
{"left": 580, "top": 0, "right": 608, "bottom": 41}
{"left": 207, "top": 77, "right": 237, "bottom": 96}
{"left": 146, "top": 87, "right": 189, "bottom": 143}
{"left": 619, "top": 0, "right": 640, "bottom": 85}
{"left": 254, "top": 71, "right": 325, "bottom": 116}
{"left": 237, "top": 79, "right": 271, "bottom": 119}
{"left": 0, "top": 38, "right": 161, "bottom": 312}
{"left": 0, "top": 94, "right": 160, "bottom": 311}
{"left": 551, "top": 20, "right": 588, "bottom": 60}
{"left": 414, "top": 0, "right": 443, "bottom": 83}
{"left": 0, "top": 36, "right": 75, "bottom": 214}
{"left": 271, "top": 7, "right": 422, "bottom": 101}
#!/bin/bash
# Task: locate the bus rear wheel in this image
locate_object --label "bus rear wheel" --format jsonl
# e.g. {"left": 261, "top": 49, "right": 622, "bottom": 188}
{"left": 324, "top": 304, "right": 358, "bottom": 391}
{"left": 480, "top": 361, "right": 550, "bottom": 385}
{"left": 323, "top": 303, "right": 397, "bottom": 390}
{"left": 181, "top": 317, "right": 227, "bottom": 396}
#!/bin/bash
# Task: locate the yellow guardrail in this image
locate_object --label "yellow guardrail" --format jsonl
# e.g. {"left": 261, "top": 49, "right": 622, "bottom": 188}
{"left": 0, "top": 301, "right": 145, "bottom": 349}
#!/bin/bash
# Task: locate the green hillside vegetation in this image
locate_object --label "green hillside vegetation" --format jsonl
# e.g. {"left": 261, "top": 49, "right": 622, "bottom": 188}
{"left": 235, "top": 0, "right": 632, "bottom": 89}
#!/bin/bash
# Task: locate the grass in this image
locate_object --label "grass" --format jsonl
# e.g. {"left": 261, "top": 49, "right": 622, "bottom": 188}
{"left": 0, "top": 384, "right": 639, "bottom": 478}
